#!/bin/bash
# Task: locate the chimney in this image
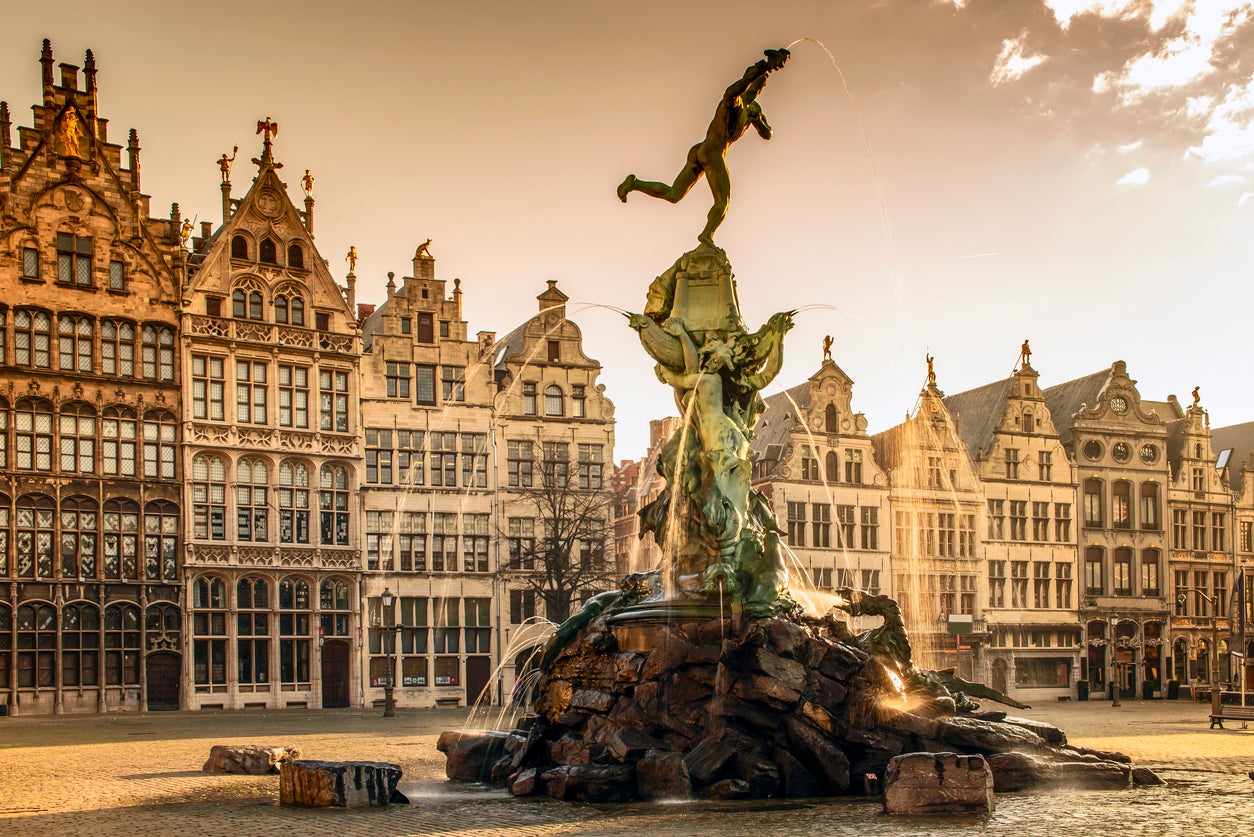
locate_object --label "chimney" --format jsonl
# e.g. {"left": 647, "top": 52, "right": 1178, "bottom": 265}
{"left": 59, "top": 63, "right": 79, "bottom": 91}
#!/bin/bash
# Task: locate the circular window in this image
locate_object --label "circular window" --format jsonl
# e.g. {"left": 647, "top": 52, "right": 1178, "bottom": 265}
{"left": 1140, "top": 444, "right": 1159, "bottom": 464}
{"left": 1083, "top": 440, "right": 1104, "bottom": 461}
{"left": 1112, "top": 442, "right": 1131, "bottom": 463}
{"left": 1110, "top": 396, "right": 1128, "bottom": 414}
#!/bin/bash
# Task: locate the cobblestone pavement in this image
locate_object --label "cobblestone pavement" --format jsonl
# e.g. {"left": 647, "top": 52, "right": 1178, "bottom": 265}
{"left": 1, "top": 699, "right": 1251, "bottom": 836}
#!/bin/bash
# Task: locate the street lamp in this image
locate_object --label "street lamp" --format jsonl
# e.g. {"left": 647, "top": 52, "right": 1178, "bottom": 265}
{"left": 381, "top": 587, "right": 396, "bottom": 718}
{"left": 1176, "top": 587, "right": 1223, "bottom": 718}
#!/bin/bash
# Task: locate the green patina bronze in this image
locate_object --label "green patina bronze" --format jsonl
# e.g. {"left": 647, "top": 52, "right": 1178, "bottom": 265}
{"left": 617, "top": 48, "right": 789, "bottom": 247}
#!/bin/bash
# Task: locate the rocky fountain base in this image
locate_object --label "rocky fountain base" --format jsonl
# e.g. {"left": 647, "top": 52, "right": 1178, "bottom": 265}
{"left": 439, "top": 609, "right": 1154, "bottom": 805}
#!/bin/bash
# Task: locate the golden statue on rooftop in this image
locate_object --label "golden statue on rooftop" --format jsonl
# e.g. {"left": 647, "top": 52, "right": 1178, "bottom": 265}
{"left": 346, "top": 246, "right": 358, "bottom": 274}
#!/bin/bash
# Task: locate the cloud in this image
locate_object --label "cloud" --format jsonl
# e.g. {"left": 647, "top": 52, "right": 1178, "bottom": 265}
{"left": 1208, "top": 173, "right": 1247, "bottom": 187}
{"left": 1187, "top": 77, "right": 1254, "bottom": 162}
{"left": 1116, "top": 167, "right": 1151, "bottom": 184}
{"left": 991, "top": 31, "right": 1048, "bottom": 85}
{"left": 1118, "top": 139, "right": 1144, "bottom": 152}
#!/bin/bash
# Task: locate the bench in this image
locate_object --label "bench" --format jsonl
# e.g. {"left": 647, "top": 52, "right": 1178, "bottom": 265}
{"left": 1208, "top": 705, "right": 1254, "bottom": 729}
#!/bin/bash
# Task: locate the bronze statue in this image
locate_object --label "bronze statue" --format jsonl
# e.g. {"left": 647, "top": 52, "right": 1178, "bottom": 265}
{"left": 179, "top": 218, "right": 193, "bottom": 247}
{"left": 415, "top": 239, "right": 433, "bottom": 259}
{"left": 345, "top": 246, "right": 359, "bottom": 274}
{"left": 617, "top": 48, "right": 790, "bottom": 247}
{"left": 1019, "top": 339, "right": 1031, "bottom": 367}
{"left": 301, "top": 168, "right": 314, "bottom": 197}
{"left": 926, "top": 353, "right": 936, "bottom": 386}
{"left": 257, "top": 117, "right": 279, "bottom": 142}
{"left": 1192, "top": 386, "right": 1201, "bottom": 407}
{"left": 823, "top": 335, "right": 833, "bottom": 361}
{"left": 217, "top": 145, "right": 238, "bottom": 182}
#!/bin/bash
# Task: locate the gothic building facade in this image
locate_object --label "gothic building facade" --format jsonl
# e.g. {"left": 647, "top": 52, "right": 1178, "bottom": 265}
{"left": 179, "top": 129, "right": 363, "bottom": 711}
{"left": 0, "top": 42, "right": 185, "bottom": 714}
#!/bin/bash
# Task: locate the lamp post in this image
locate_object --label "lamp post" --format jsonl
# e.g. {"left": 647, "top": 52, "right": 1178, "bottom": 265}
{"left": 381, "top": 587, "right": 396, "bottom": 718}
{"left": 1177, "top": 587, "right": 1222, "bottom": 718}
{"left": 1110, "top": 616, "right": 1121, "bottom": 708}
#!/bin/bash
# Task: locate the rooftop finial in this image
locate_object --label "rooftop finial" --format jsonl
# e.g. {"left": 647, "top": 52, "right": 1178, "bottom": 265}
{"left": 346, "top": 246, "right": 358, "bottom": 275}
{"left": 822, "top": 335, "right": 832, "bottom": 361}
{"left": 84, "top": 48, "right": 96, "bottom": 73}
{"left": 40, "top": 39, "right": 54, "bottom": 90}
{"left": 926, "top": 353, "right": 936, "bottom": 387}
{"left": 1018, "top": 339, "right": 1031, "bottom": 370}
{"left": 1192, "top": 386, "right": 1201, "bottom": 408}
{"left": 252, "top": 117, "right": 281, "bottom": 170}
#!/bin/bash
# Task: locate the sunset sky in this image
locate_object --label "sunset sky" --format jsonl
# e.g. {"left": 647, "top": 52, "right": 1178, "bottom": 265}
{"left": 5, "top": 1, "right": 1253, "bottom": 459}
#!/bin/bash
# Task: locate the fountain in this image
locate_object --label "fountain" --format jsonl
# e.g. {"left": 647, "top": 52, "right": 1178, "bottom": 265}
{"left": 438, "top": 46, "right": 1153, "bottom": 806}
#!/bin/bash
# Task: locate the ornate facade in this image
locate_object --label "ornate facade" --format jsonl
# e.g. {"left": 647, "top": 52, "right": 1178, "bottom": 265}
{"left": 750, "top": 351, "right": 891, "bottom": 628}
{"left": 179, "top": 129, "right": 362, "bottom": 710}
{"left": 0, "top": 42, "right": 185, "bottom": 714}
{"left": 943, "top": 351, "right": 1080, "bottom": 702}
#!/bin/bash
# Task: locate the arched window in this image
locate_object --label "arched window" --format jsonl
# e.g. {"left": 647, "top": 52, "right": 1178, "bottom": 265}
{"left": 1112, "top": 481, "right": 1132, "bottom": 529}
{"left": 275, "top": 296, "right": 289, "bottom": 324}
{"left": 58, "top": 314, "right": 93, "bottom": 372}
{"left": 825, "top": 450, "right": 840, "bottom": 483}
{"left": 319, "top": 465, "right": 350, "bottom": 546}
{"left": 279, "top": 461, "right": 310, "bottom": 544}
{"left": 237, "top": 458, "right": 270, "bottom": 542}
{"left": 1083, "top": 478, "right": 1103, "bottom": 527}
{"left": 825, "top": 403, "right": 838, "bottom": 433}
{"left": 144, "top": 603, "right": 181, "bottom": 651}
{"left": 141, "top": 325, "right": 175, "bottom": 381}
{"left": 104, "top": 603, "right": 140, "bottom": 686}
{"left": 1084, "top": 545, "right": 1104, "bottom": 595}
{"left": 1141, "top": 548, "right": 1160, "bottom": 595}
{"left": 59, "top": 403, "right": 96, "bottom": 474}
{"left": 320, "top": 579, "right": 351, "bottom": 638}
{"left": 14, "top": 308, "right": 52, "bottom": 368}
{"left": 232, "top": 289, "right": 247, "bottom": 318}
{"left": 144, "top": 501, "right": 179, "bottom": 582}
{"left": 61, "top": 602, "right": 101, "bottom": 686}
{"left": 260, "top": 237, "right": 277, "bottom": 264}
{"left": 192, "top": 455, "right": 227, "bottom": 540}
{"left": 15, "top": 495, "right": 55, "bottom": 578}
{"left": 237, "top": 577, "right": 270, "bottom": 686}
{"left": 60, "top": 496, "right": 98, "bottom": 578}
{"left": 192, "top": 577, "right": 228, "bottom": 688}
{"left": 231, "top": 235, "right": 249, "bottom": 260}
{"left": 101, "top": 319, "right": 136, "bottom": 377}
{"left": 101, "top": 406, "right": 138, "bottom": 476}
{"left": 249, "top": 292, "right": 263, "bottom": 320}
{"left": 287, "top": 243, "right": 304, "bottom": 269}
{"left": 16, "top": 603, "right": 56, "bottom": 687}
{"left": 142, "top": 411, "right": 177, "bottom": 480}
{"left": 15, "top": 398, "right": 54, "bottom": 471}
{"left": 544, "top": 385, "right": 564, "bottom": 417}
{"left": 290, "top": 296, "right": 304, "bottom": 326}
{"left": 102, "top": 499, "right": 140, "bottom": 580}
{"left": 280, "top": 577, "right": 312, "bottom": 686}
{"left": 0, "top": 493, "right": 10, "bottom": 576}
{"left": 1139, "top": 482, "right": 1159, "bottom": 531}
{"left": 0, "top": 604, "right": 10, "bottom": 689}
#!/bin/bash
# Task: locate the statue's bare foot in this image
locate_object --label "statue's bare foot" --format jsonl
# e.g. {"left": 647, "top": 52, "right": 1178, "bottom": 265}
{"left": 617, "top": 174, "right": 636, "bottom": 202}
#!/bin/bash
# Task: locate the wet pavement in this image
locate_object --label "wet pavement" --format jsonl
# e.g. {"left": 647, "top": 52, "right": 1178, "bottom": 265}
{"left": 1, "top": 699, "right": 1250, "bottom": 836}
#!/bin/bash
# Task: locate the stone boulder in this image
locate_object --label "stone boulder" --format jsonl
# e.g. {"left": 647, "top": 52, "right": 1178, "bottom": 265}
{"left": 541, "top": 764, "right": 635, "bottom": 802}
{"left": 436, "top": 729, "right": 508, "bottom": 782}
{"left": 636, "top": 750, "right": 692, "bottom": 800}
{"left": 883, "top": 752, "right": 994, "bottom": 815}
{"left": 202, "top": 744, "right": 301, "bottom": 775}
{"left": 279, "top": 760, "right": 407, "bottom": 808}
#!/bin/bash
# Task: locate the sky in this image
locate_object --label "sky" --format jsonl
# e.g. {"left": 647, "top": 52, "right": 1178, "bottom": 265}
{"left": 4, "top": 0, "right": 1254, "bottom": 460}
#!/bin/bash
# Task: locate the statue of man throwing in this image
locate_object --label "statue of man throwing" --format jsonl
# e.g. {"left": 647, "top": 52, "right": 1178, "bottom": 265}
{"left": 617, "top": 48, "right": 789, "bottom": 247}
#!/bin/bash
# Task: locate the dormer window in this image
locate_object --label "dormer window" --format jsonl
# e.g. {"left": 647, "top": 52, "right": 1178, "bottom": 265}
{"left": 260, "top": 237, "right": 277, "bottom": 264}
{"left": 231, "top": 235, "right": 249, "bottom": 260}
{"left": 56, "top": 233, "right": 93, "bottom": 286}
{"left": 287, "top": 243, "right": 305, "bottom": 269}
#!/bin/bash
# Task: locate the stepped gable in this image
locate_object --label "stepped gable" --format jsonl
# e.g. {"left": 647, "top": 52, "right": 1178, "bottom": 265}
{"left": 942, "top": 376, "right": 1014, "bottom": 460}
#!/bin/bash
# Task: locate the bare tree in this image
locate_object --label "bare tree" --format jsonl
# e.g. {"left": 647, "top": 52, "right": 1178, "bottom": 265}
{"left": 499, "top": 442, "right": 617, "bottom": 623}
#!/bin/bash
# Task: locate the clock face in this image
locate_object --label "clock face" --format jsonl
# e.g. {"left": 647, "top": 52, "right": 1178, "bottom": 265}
{"left": 1112, "top": 442, "right": 1131, "bottom": 463}
{"left": 1110, "top": 396, "right": 1128, "bottom": 414}
{"left": 1140, "top": 444, "right": 1159, "bottom": 464}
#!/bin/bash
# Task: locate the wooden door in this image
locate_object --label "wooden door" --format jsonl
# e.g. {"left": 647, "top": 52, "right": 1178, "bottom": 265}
{"left": 466, "top": 656, "right": 492, "bottom": 708}
{"left": 145, "top": 652, "right": 180, "bottom": 710}
{"left": 321, "top": 641, "right": 350, "bottom": 708}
